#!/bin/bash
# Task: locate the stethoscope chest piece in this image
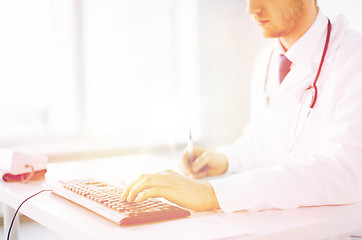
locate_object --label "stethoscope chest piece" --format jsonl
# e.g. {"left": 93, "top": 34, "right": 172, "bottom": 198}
{"left": 264, "top": 91, "right": 270, "bottom": 107}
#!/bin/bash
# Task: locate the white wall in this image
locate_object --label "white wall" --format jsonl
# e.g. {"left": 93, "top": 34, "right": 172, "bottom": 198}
{"left": 198, "top": 0, "right": 268, "bottom": 147}
{"left": 318, "top": 0, "right": 362, "bottom": 34}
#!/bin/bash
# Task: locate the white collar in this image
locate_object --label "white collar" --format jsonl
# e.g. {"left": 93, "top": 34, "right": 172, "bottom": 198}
{"left": 274, "top": 10, "right": 329, "bottom": 69}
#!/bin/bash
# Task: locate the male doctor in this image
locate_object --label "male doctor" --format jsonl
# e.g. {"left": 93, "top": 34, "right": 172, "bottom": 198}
{"left": 122, "top": 0, "right": 362, "bottom": 228}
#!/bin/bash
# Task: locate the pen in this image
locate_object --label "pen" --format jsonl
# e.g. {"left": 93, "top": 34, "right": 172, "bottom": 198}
{"left": 187, "top": 129, "right": 194, "bottom": 166}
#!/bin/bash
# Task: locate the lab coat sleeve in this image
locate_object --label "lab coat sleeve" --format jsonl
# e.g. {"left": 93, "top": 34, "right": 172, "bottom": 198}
{"left": 215, "top": 122, "right": 258, "bottom": 175}
{"left": 211, "top": 45, "right": 362, "bottom": 213}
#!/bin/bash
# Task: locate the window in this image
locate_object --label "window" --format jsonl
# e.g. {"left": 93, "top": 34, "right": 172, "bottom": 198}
{"left": 0, "top": 0, "right": 201, "bottom": 149}
{"left": 0, "top": 0, "right": 79, "bottom": 141}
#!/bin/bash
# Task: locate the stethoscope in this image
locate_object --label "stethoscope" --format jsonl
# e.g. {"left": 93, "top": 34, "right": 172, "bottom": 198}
{"left": 264, "top": 19, "right": 332, "bottom": 152}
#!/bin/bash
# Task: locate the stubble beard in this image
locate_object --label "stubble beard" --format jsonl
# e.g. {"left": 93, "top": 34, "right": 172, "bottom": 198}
{"left": 262, "top": 1, "right": 305, "bottom": 39}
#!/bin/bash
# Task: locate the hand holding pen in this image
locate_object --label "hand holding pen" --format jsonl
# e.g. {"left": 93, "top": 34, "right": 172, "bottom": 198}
{"left": 182, "top": 131, "right": 229, "bottom": 179}
{"left": 187, "top": 129, "right": 194, "bottom": 167}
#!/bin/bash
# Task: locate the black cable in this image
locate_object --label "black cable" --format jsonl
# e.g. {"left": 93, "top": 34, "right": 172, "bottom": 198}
{"left": 7, "top": 189, "right": 52, "bottom": 240}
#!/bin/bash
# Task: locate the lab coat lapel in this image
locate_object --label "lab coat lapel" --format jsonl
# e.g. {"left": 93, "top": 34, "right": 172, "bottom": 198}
{"left": 273, "top": 15, "right": 347, "bottom": 156}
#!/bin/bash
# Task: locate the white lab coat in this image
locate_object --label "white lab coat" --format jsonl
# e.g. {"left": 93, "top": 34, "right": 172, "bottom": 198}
{"left": 210, "top": 11, "right": 362, "bottom": 214}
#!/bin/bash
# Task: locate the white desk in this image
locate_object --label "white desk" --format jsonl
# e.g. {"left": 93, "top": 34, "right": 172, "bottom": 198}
{"left": 1, "top": 154, "right": 362, "bottom": 240}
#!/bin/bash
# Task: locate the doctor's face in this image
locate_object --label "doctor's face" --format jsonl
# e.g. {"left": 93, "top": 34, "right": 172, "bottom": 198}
{"left": 247, "top": 0, "right": 306, "bottom": 38}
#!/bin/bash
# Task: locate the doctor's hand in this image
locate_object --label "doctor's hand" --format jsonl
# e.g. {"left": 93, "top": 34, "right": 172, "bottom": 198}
{"left": 121, "top": 170, "right": 220, "bottom": 211}
{"left": 182, "top": 147, "right": 228, "bottom": 179}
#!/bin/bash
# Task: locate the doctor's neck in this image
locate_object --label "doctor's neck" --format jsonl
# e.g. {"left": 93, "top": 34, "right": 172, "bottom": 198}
{"left": 279, "top": 5, "right": 319, "bottom": 51}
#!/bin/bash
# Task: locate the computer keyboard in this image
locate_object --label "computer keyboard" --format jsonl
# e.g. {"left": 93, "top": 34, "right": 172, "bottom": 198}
{"left": 44, "top": 179, "right": 190, "bottom": 225}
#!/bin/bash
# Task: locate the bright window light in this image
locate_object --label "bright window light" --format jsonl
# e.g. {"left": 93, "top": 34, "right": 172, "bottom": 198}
{"left": 83, "top": 0, "right": 201, "bottom": 145}
{"left": 0, "top": 0, "right": 201, "bottom": 148}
